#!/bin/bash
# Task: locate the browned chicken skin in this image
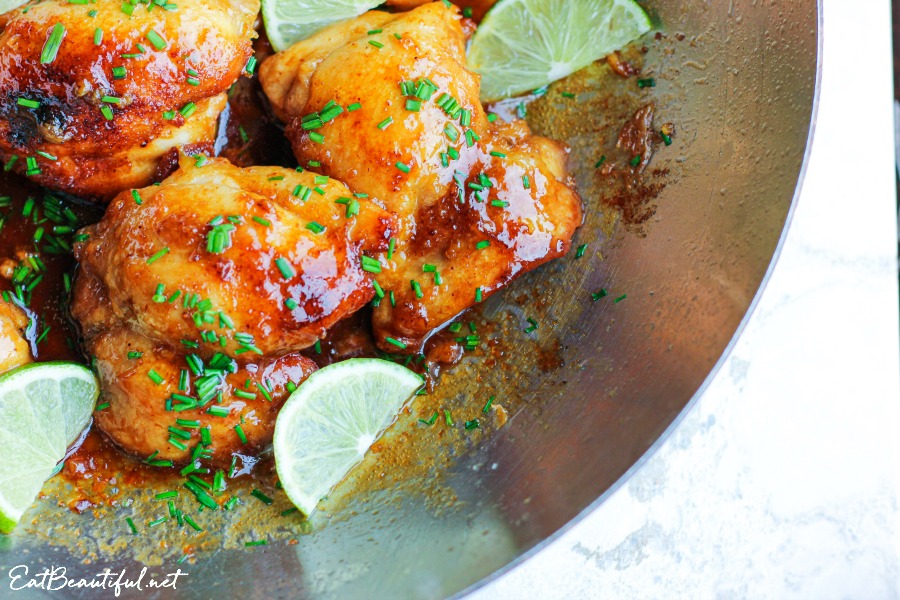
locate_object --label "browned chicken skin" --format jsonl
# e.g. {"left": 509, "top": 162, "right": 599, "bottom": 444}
{"left": 73, "top": 156, "right": 393, "bottom": 463}
{"left": 0, "top": 0, "right": 258, "bottom": 200}
{"left": 260, "top": 2, "right": 582, "bottom": 352}
{"left": 0, "top": 300, "right": 31, "bottom": 374}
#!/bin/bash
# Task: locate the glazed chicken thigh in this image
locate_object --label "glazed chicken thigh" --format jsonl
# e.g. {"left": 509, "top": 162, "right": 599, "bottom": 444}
{"left": 73, "top": 156, "right": 394, "bottom": 462}
{"left": 260, "top": 2, "right": 582, "bottom": 352}
{"left": 0, "top": 0, "right": 258, "bottom": 200}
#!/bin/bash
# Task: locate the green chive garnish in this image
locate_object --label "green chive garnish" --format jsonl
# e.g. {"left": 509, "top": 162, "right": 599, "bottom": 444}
{"left": 275, "top": 257, "right": 295, "bottom": 279}
{"left": 41, "top": 23, "right": 66, "bottom": 64}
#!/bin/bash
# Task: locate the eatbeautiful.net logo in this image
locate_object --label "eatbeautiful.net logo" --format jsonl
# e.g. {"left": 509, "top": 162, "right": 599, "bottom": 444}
{"left": 7, "top": 565, "right": 188, "bottom": 596}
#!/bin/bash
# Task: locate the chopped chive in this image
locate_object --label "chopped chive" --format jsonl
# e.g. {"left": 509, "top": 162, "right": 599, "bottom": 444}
{"left": 490, "top": 151, "right": 507, "bottom": 158}
{"left": 347, "top": 102, "right": 361, "bottom": 111}
{"left": 475, "top": 287, "right": 483, "bottom": 302}
{"left": 252, "top": 216, "right": 271, "bottom": 227}
{"left": 524, "top": 317, "right": 538, "bottom": 333}
{"left": 100, "top": 105, "right": 114, "bottom": 120}
{"left": 592, "top": 289, "right": 609, "bottom": 301}
{"left": 146, "top": 29, "right": 166, "bottom": 50}
{"left": 376, "top": 117, "right": 393, "bottom": 130}
{"left": 595, "top": 155, "right": 607, "bottom": 168}
{"left": 482, "top": 395, "right": 495, "bottom": 413}
{"left": 575, "top": 243, "right": 588, "bottom": 258}
{"left": 368, "top": 40, "right": 384, "bottom": 49}
{"left": 146, "top": 247, "right": 170, "bottom": 264}
{"left": 155, "top": 490, "right": 178, "bottom": 499}
{"left": 207, "top": 405, "right": 229, "bottom": 417}
{"left": 234, "top": 424, "right": 247, "bottom": 444}
{"left": 395, "top": 161, "right": 411, "bottom": 174}
{"left": 361, "top": 255, "right": 381, "bottom": 273}
{"left": 637, "top": 78, "right": 656, "bottom": 88}
{"left": 180, "top": 102, "right": 196, "bottom": 118}
{"left": 385, "top": 337, "right": 407, "bottom": 350}
{"left": 465, "top": 419, "right": 480, "bottom": 430}
{"left": 245, "top": 540, "right": 267, "bottom": 547}
{"left": 444, "top": 410, "right": 453, "bottom": 426}
{"left": 275, "top": 257, "right": 295, "bottom": 279}
{"left": 183, "top": 515, "right": 203, "bottom": 532}
{"left": 148, "top": 369, "right": 164, "bottom": 385}
{"left": 125, "top": 517, "right": 138, "bottom": 535}
{"left": 309, "top": 131, "right": 325, "bottom": 144}
{"left": 305, "top": 221, "right": 325, "bottom": 234}
{"left": 41, "top": 23, "right": 66, "bottom": 64}
{"left": 250, "top": 489, "right": 273, "bottom": 505}
{"left": 17, "top": 98, "right": 40, "bottom": 109}
{"left": 522, "top": 175, "right": 531, "bottom": 189}
{"left": 630, "top": 155, "right": 642, "bottom": 167}
{"left": 614, "top": 293, "right": 627, "bottom": 303}
{"left": 475, "top": 240, "right": 490, "bottom": 250}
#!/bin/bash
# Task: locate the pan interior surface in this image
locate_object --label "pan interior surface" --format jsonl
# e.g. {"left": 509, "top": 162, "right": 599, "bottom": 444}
{"left": 0, "top": 0, "right": 819, "bottom": 598}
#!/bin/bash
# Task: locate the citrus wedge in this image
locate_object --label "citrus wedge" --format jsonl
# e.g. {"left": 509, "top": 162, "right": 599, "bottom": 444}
{"left": 274, "top": 359, "right": 423, "bottom": 516}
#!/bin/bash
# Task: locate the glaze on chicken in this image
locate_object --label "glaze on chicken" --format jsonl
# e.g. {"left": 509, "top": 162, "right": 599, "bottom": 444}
{"left": 260, "top": 2, "right": 582, "bottom": 352}
{"left": 73, "top": 156, "right": 394, "bottom": 462}
{"left": 0, "top": 0, "right": 258, "bottom": 200}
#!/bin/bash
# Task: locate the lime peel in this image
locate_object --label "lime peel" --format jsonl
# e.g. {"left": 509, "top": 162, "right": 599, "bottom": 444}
{"left": 273, "top": 358, "right": 423, "bottom": 516}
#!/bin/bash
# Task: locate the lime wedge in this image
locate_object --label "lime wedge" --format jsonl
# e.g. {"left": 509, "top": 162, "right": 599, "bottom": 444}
{"left": 0, "top": 0, "right": 27, "bottom": 15}
{"left": 262, "top": 0, "right": 383, "bottom": 52}
{"left": 274, "top": 358, "right": 423, "bottom": 516}
{"left": 0, "top": 362, "right": 98, "bottom": 533}
{"left": 469, "top": 0, "right": 653, "bottom": 101}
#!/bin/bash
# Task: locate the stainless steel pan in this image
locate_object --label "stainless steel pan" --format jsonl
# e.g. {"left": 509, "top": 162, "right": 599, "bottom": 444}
{"left": 0, "top": 0, "right": 820, "bottom": 597}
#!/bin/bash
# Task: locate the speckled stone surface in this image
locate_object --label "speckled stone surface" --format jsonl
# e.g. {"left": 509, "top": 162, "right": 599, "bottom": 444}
{"left": 469, "top": 1, "right": 900, "bottom": 597}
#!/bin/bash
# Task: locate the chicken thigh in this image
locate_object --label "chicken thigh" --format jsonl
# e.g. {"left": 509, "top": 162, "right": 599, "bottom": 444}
{"left": 0, "top": 0, "right": 258, "bottom": 200}
{"left": 260, "top": 2, "right": 582, "bottom": 352}
{"left": 73, "top": 156, "right": 393, "bottom": 463}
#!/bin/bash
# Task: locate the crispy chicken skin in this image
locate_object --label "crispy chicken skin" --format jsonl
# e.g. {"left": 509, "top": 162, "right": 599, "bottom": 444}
{"left": 0, "top": 300, "right": 31, "bottom": 374}
{"left": 73, "top": 157, "right": 393, "bottom": 462}
{"left": 260, "top": 2, "right": 582, "bottom": 351}
{"left": 0, "top": 0, "right": 258, "bottom": 200}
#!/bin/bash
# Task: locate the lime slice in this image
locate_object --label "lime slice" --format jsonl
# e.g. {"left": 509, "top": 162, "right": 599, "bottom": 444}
{"left": 0, "top": 362, "right": 99, "bottom": 533}
{"left": 274, "top": 358, "right": 423, "bottom": 515}
{"left": 0, "top": 0, "right": 27, "bottom": 15}
{"left": 262, "top": 0, "right": 383, "bottom": 52}
{"left": 469, "top": 0, "right": 653, "bottom": 101}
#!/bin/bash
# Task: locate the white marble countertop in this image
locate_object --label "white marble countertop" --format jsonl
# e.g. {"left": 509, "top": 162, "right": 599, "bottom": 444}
{"left": 470, "top": 1, "right": 900, "bottom": 597}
